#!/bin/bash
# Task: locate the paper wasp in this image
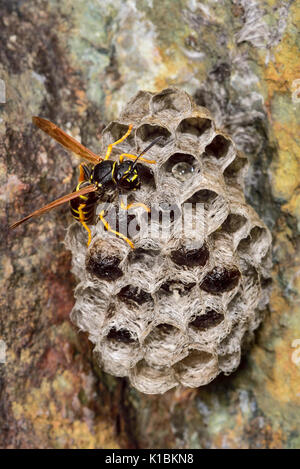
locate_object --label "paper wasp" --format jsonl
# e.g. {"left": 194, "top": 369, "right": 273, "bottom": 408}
{"left": 9, "top": 117, "right": 162, "bottom": 248}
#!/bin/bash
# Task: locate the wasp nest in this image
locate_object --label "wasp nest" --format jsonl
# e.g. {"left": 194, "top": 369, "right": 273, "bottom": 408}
{"left": 66, "top": 88, "right": 272, "bottom": 394}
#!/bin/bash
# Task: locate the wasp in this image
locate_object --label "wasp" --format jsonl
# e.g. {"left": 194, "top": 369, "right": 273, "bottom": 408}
{"left": 9, "top": 117, "right": 162, "bottom": 248}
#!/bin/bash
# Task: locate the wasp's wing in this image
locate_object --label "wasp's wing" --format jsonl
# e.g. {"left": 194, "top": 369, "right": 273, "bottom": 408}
{"left": 33, "top": 117, "right": 102, "bottom": 164}
{"left": 9, "top": 185, "right": 97, "bottom": 230}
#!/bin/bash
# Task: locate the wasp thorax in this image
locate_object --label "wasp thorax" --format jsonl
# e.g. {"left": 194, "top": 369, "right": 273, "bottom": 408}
{"left": 91, "top": 161, "right": 115, "bottom": 188}
{"left": 66, "top": 87, "right": 272, "bottom": 394}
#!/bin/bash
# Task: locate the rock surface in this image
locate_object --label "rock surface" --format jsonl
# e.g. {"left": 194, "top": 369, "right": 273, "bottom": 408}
{"left": 1, "top": 0, "right": 299, "bottom": 449}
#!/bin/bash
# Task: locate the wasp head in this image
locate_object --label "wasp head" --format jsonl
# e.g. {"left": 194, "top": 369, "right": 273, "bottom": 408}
{"left": 116, "top": 161, "right": 140, "bottom": 190}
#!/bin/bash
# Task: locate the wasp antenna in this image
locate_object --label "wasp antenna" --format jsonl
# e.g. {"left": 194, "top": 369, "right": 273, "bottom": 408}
{"left": 131, "top": 136, "right": 163, "bottom": 169}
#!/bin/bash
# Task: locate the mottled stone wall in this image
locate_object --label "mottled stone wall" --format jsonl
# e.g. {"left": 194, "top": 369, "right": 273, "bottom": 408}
{"left": 1, "top": 0, "right": 299, "bottom": 449}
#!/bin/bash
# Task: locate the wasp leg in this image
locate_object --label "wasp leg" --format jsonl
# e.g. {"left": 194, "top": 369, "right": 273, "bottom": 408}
{"left": 78, "top": 204, "right": 92, "bottom": 247}
{"left": 104, "top": 124, "right": 133, "bottom": 161}
{"left": 118, "top": 153, "right": 156, "bottom": 164}
{"left": 99, "top": 210, "right": 134, "bottom": 249}
{"left": 120, "top": 200, "right": 150, "bottom": 213}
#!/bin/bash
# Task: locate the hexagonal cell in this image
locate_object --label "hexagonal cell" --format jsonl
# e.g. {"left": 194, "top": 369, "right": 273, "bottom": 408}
{"left": 223, "top": 153, "right": 248, "bottom": 186}
{"left": 187, "top": 301, "right": 231, "bottom": 347}
{"left": 240, "top": 262, "right": 261, "bottom": 310}
{"left": 147, "top": 203, "right": 182, "bottom": 235}
{"left": 170, "top": 244, "right": 209, "bottom": 268}
{"left": 144, "top": 323, "right": 188, "bottom": 366}
{"left": 237, "top": 225, "right": 270, "bottom": 263}
{"left": 217, "top": 323, "right": 244, "bottom": 356}
{"left": 119, "top": 90, "right": 153, "bottom": 120}
{"left": 86, "top": 248, "right": 124, "bottom": 281}
{"left": 150, "top": 88, "right": 192, "bottom": 115}
{"left": 174, "top": 349, "right": 219, "bottom": 387}
{"left": 129, "top": 360, "right": 177, "bottom": 394}
{"left": 185, "top": 188, "right": 217, "bottom": 205}
{"left": 117, "top": 285, "right": 154, "bottom": 306}
{"left": 177, "top": 116, "right": 212, "bottom": 140}
{"left": 226, "top": 292, "right": 247, "bottom": 325}
{"left": 200, "top": 266, "right": 241, "bottom": 294}
{"left": 204, "top": 134, "right": 231, "bottom": 161}
{"left": 106, "top": 326, "right": 137, "bottom": 344}
{"left": 161, "top": 152, "right": 199, "bottom": 186}
{"left": 184, "top": 188, "right": 229, "bottom": 236}
{"left": 128, "top": 247, "right": 160, "bottom": 268}
{"left": 127, "top": 247, "right": 167, "bottom": 291}
{"left": 100, "top": 205, "right": 136, "bottom": 241}
{"left": 71, "top": 297, "right": 107, "bottom": 344}
{"left": 99, "top": 334, "right": 141, "bottom": 377}
{"left": 136, "top": 162, "right": 156, "bottom": 189}
{"left": 158, "top": 280, "right": 196, "bottom": 297}
{"left": 218, "top": 351, "right": 241, "bottom": 375}
{"left": 189, "top": 308, "right": 224, "bottom": 331}
{"left": 102, "top": 121, "right": 135, "bottom": 154}
{"left": 136, "top": 123, "right": 171, "bottom": 148}
{"left": 221, "top": 213, "right": 247, "bottom": 234}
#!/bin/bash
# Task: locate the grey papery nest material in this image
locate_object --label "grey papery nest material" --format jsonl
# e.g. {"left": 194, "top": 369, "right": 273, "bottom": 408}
{"left": 65, "top": 88, "right": 272, "bottom": 394}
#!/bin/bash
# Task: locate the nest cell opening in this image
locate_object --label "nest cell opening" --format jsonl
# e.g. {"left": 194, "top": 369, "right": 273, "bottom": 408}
{"left": 103, "top": 206, "right": 137, "bottom": 239}
{"left": 100, "top": 328, "right": 142, "bottom": 376}
{"left": 218, "top": 351, "right": 241, "bottom": 375}
{"left": 227, "top": 292, "right": 247, "bottom": 325}
{"left": 151, "top": 88, "right": 191, "bottom": 115}
{"left": 205, "top": 134, "right": 231, "bottom": 160}
{"left": 145, "top": 323, "right": 180, "bottom": 346}
{"left": 163, "top": 152, "right": 198, "bottom": 182}
{"left": 177, "top": 116, "right": 212, "bottom": 139}
{"left": 106, "top": 326, "right": 137, "bottom": 344}
{"left": 120, "top": 90, "right": 152, "bottom": 119}
{"left": 146, "top": 204, "right": 182, "bottom": 238}
{"left": 221, "top": 213, "right": 247, "bottom": 234}
{"left": 130, "top": 360, "right": 177, "bottom": 394}
{"left": 200, "top": 266, "right": 241, "bottom": 294}
{"left": 158, "top": 280, "right": 196, "bottom": 296}
{"left": 189, "top": 309, "right": 224, "bottom": 331}
{"left": 104, "top": 121, "right": 135, "bottom": 152}
{"left": 176, "top": 349, "right": 214, "bottom": 369}
{"left": 136, "top": 124, "right": 171, "bottom": 147}
{"left": 144, "top": 323, "right": 186, "bottom": 367}
{"left": 117, "top": 285, "right": 153, "bottom": 306}
{"left": 174, "top": 349, "right": 218, "bottom": 387}
{"left": 170, "top": 244, "right": 209, "bottom": 268}
{"left": 136, "top": 162, "right": 156, "bottom": 189}
{"left": 223, "top": 154, "right": 248, "bottom": 185}
{"left": 237, "top": 226, "right": 269, "bottom": 259}
{"left": 128, "top": 247, "right": 160, "bottom": 268}
{"left": 239, "top": 262, "right": 261, "bottom": 308}
{"left": 185, "top": 189, "right": 217, "bottom": 205}
{"left": 86, "top": 252, "right": 123, "bottom": 281}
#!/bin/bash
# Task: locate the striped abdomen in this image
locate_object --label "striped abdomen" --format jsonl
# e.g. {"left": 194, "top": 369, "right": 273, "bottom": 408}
{"left": 70, "top": 182, "right": 98, "bottom": 225}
